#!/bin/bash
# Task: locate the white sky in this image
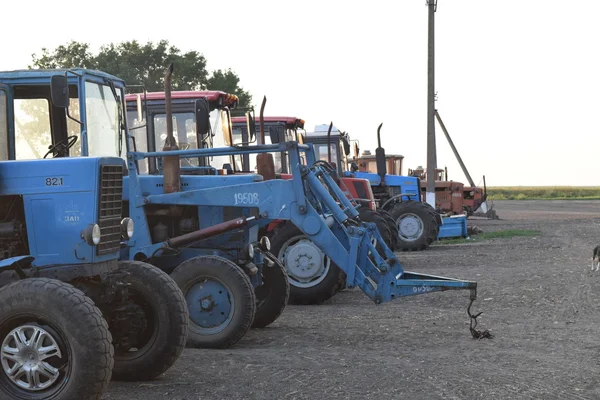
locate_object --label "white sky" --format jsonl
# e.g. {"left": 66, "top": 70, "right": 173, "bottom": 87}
{"left": 2, "top": 0, "right": 598, "bottom": 186}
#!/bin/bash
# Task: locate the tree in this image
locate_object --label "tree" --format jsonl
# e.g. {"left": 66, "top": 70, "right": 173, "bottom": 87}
{"left": 30, "top": 40, "right": 252, "bottom": 108}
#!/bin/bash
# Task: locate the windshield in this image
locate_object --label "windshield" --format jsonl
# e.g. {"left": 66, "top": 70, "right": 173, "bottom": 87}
{"left": 313, "top": 143, "right": 339, "bottom": 167}
{"left": 153, "top": 112, "right": 198, "bottom": 168}
{"left": 85, "top": 81, "right": 121, "bottom": 157}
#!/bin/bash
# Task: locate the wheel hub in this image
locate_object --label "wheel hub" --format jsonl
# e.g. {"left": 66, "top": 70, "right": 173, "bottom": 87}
{"left": 1, "top": 325, "right": 62, "bottom": 392}
{"left": 186, "top": 280, "right": 234, "bottom": 334}
{"left": 397, "top": 213, "right": 424, "bottom": 241}
{"left": 284, "top": 239, "right": 325, "bottom": 282}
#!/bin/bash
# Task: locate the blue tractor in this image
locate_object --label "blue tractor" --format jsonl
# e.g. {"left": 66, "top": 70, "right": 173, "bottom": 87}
{"left": 0, "top": 69, "right": 189, "bottom": 399}
{"left": 302, "top": 123, "right": 442, "bottom": 251}
{"left": 117, "top": 65, "right": 485, "bottom": 349}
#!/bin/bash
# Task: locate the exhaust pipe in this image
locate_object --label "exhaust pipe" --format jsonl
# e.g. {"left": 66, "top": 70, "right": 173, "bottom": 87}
{"left": 162, "top": 62, "right": 181, "bottom": 194}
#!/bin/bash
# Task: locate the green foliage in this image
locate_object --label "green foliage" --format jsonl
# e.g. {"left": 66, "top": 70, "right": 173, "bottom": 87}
{"left": 487, "top": 186, "right": 600, "bottom": 200}
{"left": 30, "top": 40, "right": 252, "bottom": 107}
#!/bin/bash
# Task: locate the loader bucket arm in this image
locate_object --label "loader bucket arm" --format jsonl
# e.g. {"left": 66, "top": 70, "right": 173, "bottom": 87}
{"left": 127, "top": 141, "right": 478, "bottom": 306}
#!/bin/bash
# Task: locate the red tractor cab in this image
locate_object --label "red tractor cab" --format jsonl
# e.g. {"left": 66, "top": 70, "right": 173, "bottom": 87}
{"left": 125, "top": 90, "right": 239, "bottom": 175}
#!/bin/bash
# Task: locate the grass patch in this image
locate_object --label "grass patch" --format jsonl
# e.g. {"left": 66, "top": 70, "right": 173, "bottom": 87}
{"left": 434, "top": 229, "right": 540, "bottom": 245}
{"left": 487, "top": 186, "right": 600, "bottom": 200}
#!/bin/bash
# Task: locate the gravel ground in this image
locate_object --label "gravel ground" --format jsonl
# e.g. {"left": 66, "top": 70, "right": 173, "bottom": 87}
{"left": 103, "top": 200, "right": 600, "bottom": 400}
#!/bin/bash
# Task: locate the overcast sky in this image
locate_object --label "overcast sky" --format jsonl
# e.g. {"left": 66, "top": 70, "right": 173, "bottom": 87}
{"left": 2, "top": 0, "right": 597, "bottom": 186}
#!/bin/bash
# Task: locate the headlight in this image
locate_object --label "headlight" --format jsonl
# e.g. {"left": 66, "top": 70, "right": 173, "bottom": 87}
{"left": 82, "top": 224, "right": 101, "bottom": 246}
{"left": 121, "top": 217, "right": 134, "bottom": 239}
{"left": 259, "top": 236, "right": 271, "bottom": 251}
{"left": 243, "top": 243, "right": 254, "bottom": 260}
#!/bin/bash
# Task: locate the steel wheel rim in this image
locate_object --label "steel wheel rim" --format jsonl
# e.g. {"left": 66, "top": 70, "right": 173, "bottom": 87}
{"left": 186, "top": 278, "right": 235, "bottom": 334}
{"left": 1, "top": 324, "right": 62, "bottom": 392}
{"left": 396, "top": 213, "right": 424, "bottom": 242}
{"left": 278, "top": 235, "right": 331, "bottom": 288}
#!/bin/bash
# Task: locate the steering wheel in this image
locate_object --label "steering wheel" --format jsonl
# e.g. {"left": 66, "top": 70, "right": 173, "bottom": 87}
{"left": 43, "top": 135, "right": 78, "bottom": 159}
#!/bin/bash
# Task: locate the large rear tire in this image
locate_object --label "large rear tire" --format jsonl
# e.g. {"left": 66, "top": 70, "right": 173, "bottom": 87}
{"left": 252, "top": 252, "right": 290, "bottom": 328}
{"left": 170, "top": 255, "right": 256, "bottom": 349}
{"left": 0, "top": 278, "right": 113, "bottom": 400}
{"left": 377, "top": 209, "right": 400, "bottom": 250}
{"left": 358, "top": 208, "right": 393, "bottom": 252}
{"left": 110, "top": 261, "right": 188, "bottom": 381}
{"left": 388, "top": 201, "right": 439, "bottom": 251}
{"left": 270, "top": 223, "right": 346, "bottom": 305}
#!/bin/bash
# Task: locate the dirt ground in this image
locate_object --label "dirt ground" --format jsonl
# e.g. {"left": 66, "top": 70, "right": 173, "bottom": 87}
{"left": 103, "top": 200, "right": 600, "bottom": 400}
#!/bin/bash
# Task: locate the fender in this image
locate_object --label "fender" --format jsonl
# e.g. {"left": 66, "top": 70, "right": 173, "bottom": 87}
{"left": 0, "top": 256, "right": 35, "bottom": 278}
{"left": 380, "top": 193, "right": 420, "bottom": 211}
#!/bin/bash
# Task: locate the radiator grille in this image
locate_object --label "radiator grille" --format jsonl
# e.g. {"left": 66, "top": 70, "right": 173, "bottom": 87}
{"left": 97, "top": 164, "right": 123, "bottom": 255}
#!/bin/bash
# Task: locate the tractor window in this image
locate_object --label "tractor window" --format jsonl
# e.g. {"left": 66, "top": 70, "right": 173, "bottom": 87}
{"left": 0, "top": 91, "right": 7, "bottom": 160}
{"left": 314, "top": 143, "right": 338, "bottom": 166}
{"left": 153, "top": 112, "right": 198, "bottom": 167}
{"left": 14, "top": 98, "right": 52, "bottom": 160}
{"left": 126, "top": 110, "right": 149, "bottom": 175}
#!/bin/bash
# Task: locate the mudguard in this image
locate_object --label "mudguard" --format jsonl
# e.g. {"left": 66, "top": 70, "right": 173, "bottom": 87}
{"left": 0, "top": 256, "right": 35, "bottom": 270}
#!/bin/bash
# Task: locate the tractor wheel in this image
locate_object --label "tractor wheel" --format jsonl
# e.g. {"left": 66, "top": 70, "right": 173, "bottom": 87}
{"left": 378, "top": 209, "right": 400, "bottom": 250}
{"left": 270, "top": 222, "right": 346, "bottom": 305}
{"left": 252, "top": 252, "right": 290, "bottom": 329}
{"left": 110, "top": 261, "right": 188, "bottom": 381}
{"left": 388, "top": 201, "right": 439, "bottom": 251}
{"left": 0, "top": 278, "right": 113, "bottom": 400}
{"left": 358, "top": 208, "right": 393, "bottom": 252}
{"left": 170, "top": 255, "right": 256, "bottom": 349}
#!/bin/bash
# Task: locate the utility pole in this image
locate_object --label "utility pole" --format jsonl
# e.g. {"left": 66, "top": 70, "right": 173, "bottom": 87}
{"left": 425, "top": 0, "right": 437, "bottom": 208}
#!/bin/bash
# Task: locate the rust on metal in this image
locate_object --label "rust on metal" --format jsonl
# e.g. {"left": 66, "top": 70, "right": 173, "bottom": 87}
{"left": 162, "top": 62, "right": 181, "bottom": 194}
{"left": 256, "top": 95, "right": 276, "bottom": 180}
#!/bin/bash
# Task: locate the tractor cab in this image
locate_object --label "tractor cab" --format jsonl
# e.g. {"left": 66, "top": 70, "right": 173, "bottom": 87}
{"left": 1, "top": 68, "right": 126, "bottom": 162}
{"left": 355, "top": 150, "right": 404, "bottom": 176}
{"left": 230, "top": 116, "right": 305, "bottom": 173}
{"left": 124, "top": 90, "right": 239, "bottom": 174}
{"left": 302, "top": 124, "right": 355, "bottom": 174}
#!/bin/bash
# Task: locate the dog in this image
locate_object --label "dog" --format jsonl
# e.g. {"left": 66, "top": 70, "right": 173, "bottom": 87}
{"left": 592, "top": 245, "right": 600, "bottom": 271}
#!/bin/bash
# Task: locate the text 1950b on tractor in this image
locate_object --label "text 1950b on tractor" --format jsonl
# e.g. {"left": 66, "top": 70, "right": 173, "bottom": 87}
{"left": 0, "top": 68, "right": 189, "bottom": 400}
{"left": 120, "top": 65, "right": 487, "bottom": 349}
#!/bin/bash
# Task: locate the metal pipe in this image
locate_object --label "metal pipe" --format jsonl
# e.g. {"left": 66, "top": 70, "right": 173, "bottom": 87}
{"left": 435, "top": 110, "right": 475, "bottom": 187}
{"left": 425, "top": 0, "right": 437, "bottom": 208}
{"left": 162, "top": 63, "right": 181, "bottom": 193}
{"left": 167, "top": 216, "right": 257, "bottom": 248}
{"left": 327, "top": 121, "right": 333, "bottom": 164}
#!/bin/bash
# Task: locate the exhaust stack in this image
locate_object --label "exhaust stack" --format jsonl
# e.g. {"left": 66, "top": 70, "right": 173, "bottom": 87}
{"left": 162, "top": 63, "right": 181, "bottom": 193}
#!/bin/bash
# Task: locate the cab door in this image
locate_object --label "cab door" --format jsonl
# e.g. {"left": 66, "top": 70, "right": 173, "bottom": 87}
{"left": 0, "top": 84, "right": 12, "bottom": 160}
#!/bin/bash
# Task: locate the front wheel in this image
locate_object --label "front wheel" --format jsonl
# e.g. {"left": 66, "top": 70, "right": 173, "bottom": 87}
{"left": 270, "top": 223, "right": 346, "bottom": 305}
{"left": 110, "top": 261, "right": 188, "bottom": 381}
{"left": 170, "top": 255, "right": 256, "bottom": 349}
{"left": 0, "top": 278, "right": 114, "bottom": 400}
{"left": 388, "top": 201, "right": 439, "bottom": 251}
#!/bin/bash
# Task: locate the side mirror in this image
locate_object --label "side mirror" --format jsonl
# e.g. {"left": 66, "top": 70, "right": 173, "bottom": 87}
{"left": 245, "top": 111, "right": 256, "bottom": 142}
{"left": 50, "top": 75, "right": 69, "bottom": 108}
{"left": 195, "top": 99, "right": 210, "bottom": 139}
{"left": 342, "top": 138, "right": 351, "bottom": 157}
{"left": 269, "top": 126, "right": 284, "bottom": 144}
